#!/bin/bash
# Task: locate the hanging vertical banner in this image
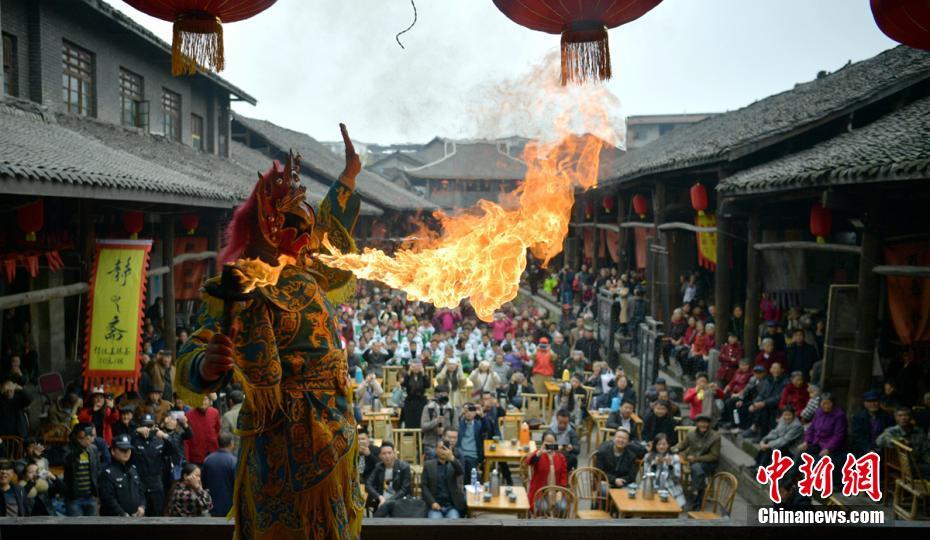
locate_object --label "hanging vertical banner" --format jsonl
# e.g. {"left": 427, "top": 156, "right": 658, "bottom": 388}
{"left": 884, "top": 240, "right": 930, "bottom": 345}
{"left": 174, "top": 236, "right": 208, "bottom": 301}
{"left": 83, "top": 239, "right": 152, "bottom": 390}
{"left": 634, "top": 227, "right": 655, "bottom": 270}
{"left": 696, "top": 213, "right": 717, "bottom": 270}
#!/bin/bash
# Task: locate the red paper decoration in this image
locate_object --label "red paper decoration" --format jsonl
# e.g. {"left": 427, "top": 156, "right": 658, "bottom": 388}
{"left": 122, "top": 0, "right": 278, "bottom": 75}
{"left": 17, "top": 200, "right": 43, "bottom": 242}
{"left": 690, "top": 182, "right": 708, "bottom": 217}
{"left": 871, "top": 0, "right": 930, "bottom": 51}
{"left": 810, "top": 203, "right": 832, "bottom": 244}
{"left": 123, "top": 211, "right": 144, "bottom": 239}
{"left": 603, "top": 195, "right": 615, "bottom": 213}
{"left": 492, "top": 0, "right": 662, "bottom": 84}
{"left": 181, "top": 213, "right": 199, "bottom": 235}
{"left": 632, "top": 194, "right": 648, "bottom": 220}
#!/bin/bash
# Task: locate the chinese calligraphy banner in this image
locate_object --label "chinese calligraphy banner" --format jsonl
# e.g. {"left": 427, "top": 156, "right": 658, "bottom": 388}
{"left": 696, "top": 213, "right": 717, "bottom": 270}
{"left": 83, "top": 239, "right": 152, "bottom": 390}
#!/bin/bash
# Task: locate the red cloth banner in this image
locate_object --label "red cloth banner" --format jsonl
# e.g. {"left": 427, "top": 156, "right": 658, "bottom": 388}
{"left": 604, "top": 230, "right": 621, "bottom": 263}
{"left": 884, "top": 240, "right": 930, "bottom": 345}
{"left": 583, "top": 228, "right": 595, "bottom": 259}
{"left": 634, "top": 227, "right": 655, "bottom": 270}
{"left": 174, "top": 236, "right": 208, "bottom": 301}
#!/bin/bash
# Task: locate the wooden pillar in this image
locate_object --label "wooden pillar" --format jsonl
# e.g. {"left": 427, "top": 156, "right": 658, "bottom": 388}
{"left": 616, "top": 193, "right": 627, "bottom": 272}
{"left": 651, "top": 182, "right": 666, "bottom": 320}
{"left": 162, "top": 218, "right": 177, "bottom": 358}
{"left": 849, "top": 206, "right": 883, "bottom": 408}
{"left": 744, "top": 211, "right": 761, "bottom": 358}
{"left": 205, "top": 215, "right": 223, "bottom": 279}
{"left": 714, "top": 201, "right": 732, "bottom": 341}
{"left": 592, "top": 226, "right": 600, "bottom": 271}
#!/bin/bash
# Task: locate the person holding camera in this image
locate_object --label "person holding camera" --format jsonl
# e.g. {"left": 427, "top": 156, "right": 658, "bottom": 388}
{"left": 77, "top": 386, "right": 120, "bottom": 447}
{"left": 131, "top": 413, "right": 178, "bottom": 516}
{"left": 421, "top": 439, "right": 466, "bottom": 519}
{"left": 526, "top": 431, "right": 568, "bottom": 512}
{"left": 421, "top": 385, "right": 459, "bottom": 460}
{"left": 457, "top": 402, "right": 490, "bottom": 479}
{"left": 549, "top": 409, "right": 580, "bottom": 471}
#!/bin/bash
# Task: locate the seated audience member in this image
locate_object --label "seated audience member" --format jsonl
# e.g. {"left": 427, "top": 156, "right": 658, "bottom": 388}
{"left": 755, "top": 407, "right": 804, "bottom": 467}
{"left": 800, "top": 383, "right": 822, "bottom": 424}
{"left": 357, "top": 431, "right": 381, "bottom": 484}
{"left": 0, "top": 460, "right": 27, "bottom": 516}
{"left": 421, "top": 439, "right": 466, "bottom": 519}
{"left": 642, "top": 433, "right": 686, "bottom": 506}
{"left": 354, "top": 372, "right": 384, "bottom": 409}
{"left": 877, "top": 407, "right": 925, "bottom": 451}
{"left": 656, "top": 389, "right": 681, "bottom": 418}
{"left": 645, "top": 377, "right": 679, "bottom": 405}
{"left": 778, "top": 371, "right": 809, "bottom": 413}
{"left": 641, "top": 400, "right": 679, "bottom": 447}
{"left": 549, "top": 409, "right": 581, "bottom": 470}
{"left": 366, "top": 442, "right": 412, "bottom": 515}
{"left": 673, "top": 414, "right": 720, "bottom": 509}
{"left": 527, "top": 431, "right": 569, "bottom": 512}
{"left": 850, "top": 391, "right": 893, "bottom": 456}
{"left": 167, "top": 463, "right": 213, "bottom": 517}
{"left": 606, "top": 400, "right": 636, "bottom": 433}
{"left": 715, "top": 331, "right": 744, "bottom": 385}
{"left": 754, "top": 338, "right": 785, "bottom": 372}
{"left": 683, "top": 373, "right": 723, "bottom": 423}
{"left": 18, "top": 461, "right": 54, "bottom": 516}
{"left": 741, "top": 362, "right": 787, "bottom": 441}
{"left": 723, "top": 364, "right": 765, "bottom": 430}
{"left": 596, "top": 428, "right": 642, "bottom": 489}
{"left": 798, "top": 393, "right": 846, "bottom": 460}
{"left": 506, "top": 372, "right": 535, "bottom": 409}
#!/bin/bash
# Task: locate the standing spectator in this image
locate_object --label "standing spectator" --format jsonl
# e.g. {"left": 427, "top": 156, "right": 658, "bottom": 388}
{"left": 798, "top": 393, "right": 846, "bottom": 460}
{"left": 549, "top": 409, "right": 580, "bottom": 470}
{"left": 527, "top": 431, "right": 569, "bottom": 512}
{"left": 98, "top": 433, "right": 145, "bottom": 517}
{"left": 673, "top": 415, "right": 720, "bottom": 509}
{"left": 420, "top": 385, "right": 458, "bottom": 459}
{"left": 785, "top": 329, "right": 818, "bottom": 380}
{"left": 161, "top": 413, "right": 192, "bottom": 502}
{"left": 683, "top": 373, "right": 723, "bottom": 423}
{"left": 490, "top": 354, "right": 512, "bottom": 394}
{"left": 63, "top": 423, "right": 100, "bottom": 516}
{"left": 437, "top": 357, "right": 467, "bottom": 409}
{"left": 573, "top": 324, "right": 600, "bottom": 368}
{"left": 138, "top": 388, "right": 172, "bottom": 425}
{"left": 221, "top": 390, "right": 244, "bottom": 449}
{"left": 400, "top": 360, "right": 430, "bottom": 429}
{"left": 851, "top": 391, "right": 893, "bottom": 456}
{"left": 469, "top": 361, "right": 500, "bottom": 401}
{"left": 595, "top": 428, "right": 641, "bottom": 488}
{"left": 362, "top": 341, "right": 394, "bottom": 377}
{"left": 457, "top": 403, "right": 488, "bottom": 478}
{"left": 421, "top": 439, "right": 465, "bottom": 519}
{"left": 754, "top": 407, "right": 804, "bottom": 468}
{"left": 167, "top": 463, "right": 213, "bottom": 517}
{"left": 365, "top": 442, "right": 412, "bottom": 514}
{"left": 185, "top": 394, "right": 220, "bottom": 466}
{"left": 530, "top": 338, "right": 555, "bottom": 395}
{"left": 728, "top": 306, "right": 745, "bottom": 344}
{"left": 549, "top": 333, "right": 571, "bottom": 373}
{"left": 0, "top": 379, "right": 32, "bottom": 440}
{"left": 112, "top": 405, "right": 137, "bottom": 440}
{"left": 202, "top": 432, "right": 237, "bottom": 517}
{"left": 131, "top": 413, "right": 177, "bottom": 516}
{"left": 0, "top": 460, "right": 26, "bottom": 516}
{"left": 78, "top": 387, "right": 120, "bottom": 447}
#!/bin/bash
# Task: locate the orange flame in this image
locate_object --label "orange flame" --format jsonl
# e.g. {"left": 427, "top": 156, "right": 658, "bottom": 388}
{"left": 232, "top": 255, "right": 296, "bottom": 293}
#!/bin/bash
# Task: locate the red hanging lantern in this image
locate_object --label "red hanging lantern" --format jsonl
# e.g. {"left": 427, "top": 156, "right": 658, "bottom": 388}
{"left": 584, "top": 200, "right": 595, "bottom": 220}
{"left": 690, "top": 182, "right": 708, "bottom": 217}
{"left": 181, "top": 213, "right": 200, "bottom": 235}
{"left": 492, "top": 0, "right": 663, "bottom": 85}
{"left": 632, "top": 194, "right": 648, "bottom": 220}
{"left": 810, "top": 203, "right": 832, "bottom": 244}
{"left": 122, "top": 0, "right": 278, "bottom": 75}
{"left": 871, "top": 0, "right": 930, "bottom": 51}
{"left": 602, "top": 195, "right": 615, "bottom": 213}
{"left": 122, "top": 211, "right": 144, "bottom": 240}
{"left": 17, "top": 200, "right": 43, "bottom": 242}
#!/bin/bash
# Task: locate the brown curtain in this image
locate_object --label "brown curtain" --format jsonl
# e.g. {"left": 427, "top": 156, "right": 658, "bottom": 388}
{"left": 598, "top": 229, "right": 607, "bottom": 259}
{"left": 583, "top": 228, "right": 595, "bottom": 259}
{"left": 634, "top": 227, "right": 655, "bottom": 270}
{"left": 884, "top": 240, "right": 930, "bottom": 345}
{"left": 604, "top": 230, "right": 621, "bottom": 263}
{"left": 174, "top": 236, "right": 208, "bottom": 301}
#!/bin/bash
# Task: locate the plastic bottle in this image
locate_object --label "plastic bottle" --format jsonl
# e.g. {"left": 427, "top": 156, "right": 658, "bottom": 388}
{"left": 519, "top": 422, "right": 531, "bottom": 445}
{"left": 561, "top": 369, "right": 570, "bottom": 382}
{"left": 490, "top": 467, "right": 499, "bottom": 495}
{"left": 470, "top": 468, "right": 479, "bottom": 502}
{"left": 610, "top": 396, "right": 621, "bottom": 412}
{"left": 355, "top": 368, "right": 364, "bottom": 385}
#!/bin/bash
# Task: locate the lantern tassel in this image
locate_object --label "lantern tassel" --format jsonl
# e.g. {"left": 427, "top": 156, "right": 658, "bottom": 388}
{"left": 25, "top": 232, "right": 36, "bottom": 242}
{"left": 172, "top": 15, "right": 224, "bottom": 76}
{"left": 698, "top": 210, "right": 705, "bottom": 217}
{"left": 130, "top": 233, "right": 139, "bottom": 240}
{"left": 816, "top": 236, "right": 826, "bottom": 244}
{"left": 638, "top": 213, "right": 645, "bottom": 220}
{"left": 560, "top": 24, "right": 611, "bottom": 85}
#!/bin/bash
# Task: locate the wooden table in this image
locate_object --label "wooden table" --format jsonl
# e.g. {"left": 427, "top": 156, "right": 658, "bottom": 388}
{"left": 543, "top": 380, "right": 562, "bottom": 394}
{"left": 609, "top": 488, "right": 682, "bottom": 518}
{"left": 483, "top": 439, "right": 536, "bottom": 480}
{"left": 467, "top": 486, "right": 531, "bottom": 518}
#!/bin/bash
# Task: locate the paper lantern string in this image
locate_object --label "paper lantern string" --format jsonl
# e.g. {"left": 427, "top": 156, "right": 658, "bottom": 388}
{"left": 396, "top": 0, "right": 417, "bottom": 49}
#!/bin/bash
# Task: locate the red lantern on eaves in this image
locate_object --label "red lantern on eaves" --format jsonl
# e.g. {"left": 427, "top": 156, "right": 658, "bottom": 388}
{"left": 492, "top": 0, "right": 663, "bottom": 85}
{"left": 17, "top": 200, "right": 43, "bottom": 242}
{"left": 584, "top": 200, "right": 595, "bottom": 220}
{"left": 871, "top": 0, "right": 930, "bottom": 51}
{"left": 690, "top": 182, "right": 708, "bottom": 217}
{"left": 602, "top": 195, "right": 615, "bottom": 213}
{"left": 122, "top": 0, "right": 278, "bottom": 75}
{"left": 181, "top": 213, "right": 199, "bottom": 235}
{"left": 632, "top": 194, "right": 648, "bottom": 220}
{"left": 122, "top": 211, "right": 144, "bottom": 240}
{"left": 810, "top": 203, "right": 832, "bottom": 244}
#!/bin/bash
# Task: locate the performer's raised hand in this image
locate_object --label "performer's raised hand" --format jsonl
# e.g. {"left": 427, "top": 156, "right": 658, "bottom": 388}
{"left": 339, "top": 123, "right": 361, "bottom": 190}
{"left": 201, "top": 332, "right": 235, "bottom": 382}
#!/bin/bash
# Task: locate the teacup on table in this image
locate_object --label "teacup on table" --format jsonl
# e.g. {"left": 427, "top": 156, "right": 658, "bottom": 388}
{"left": 510, "top": 439, "right": 518, "bottom": 447}
{"left": 483, "top": 491, "right": 493, "bottom": 502}
{"left": 658, "top": 489, "right": 669, "bottom": 502}
{"left": 489, "top": 444, "right": 497, "bottom": 451}
{"left": 507, "top": 493, "right": 518, "bottom": 503}
{"left": 627, "top": 489, "right": 637, "bottom": 499}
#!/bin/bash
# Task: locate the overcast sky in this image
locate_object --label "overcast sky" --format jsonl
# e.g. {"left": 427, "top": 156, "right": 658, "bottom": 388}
{"left": 117, "top": 0, "right": 897, "bottom": 145}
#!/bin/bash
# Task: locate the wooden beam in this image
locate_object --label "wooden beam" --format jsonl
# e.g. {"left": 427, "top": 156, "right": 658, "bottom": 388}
{"left": 594, "top": 223, "right": 621, "bottom": 233}
{"left": 657, "top": 222, "right": 716, "bottom": 233}
{"left": 0, "top": 283, "right": 90, "bottom": 310}
{"left": 873, "top": 265, "right": 930, "bottom": 278}
{"left": 744, "top": 213, "right": 761, "bottom": 358}
{"left": 163, "top": 219, "right": 177, "bottom": 358}
{"left": 753, "top": 241, "right": 861, "bottom": 255}
{"left": 149, "top": 251, "right": 218, "bottom": 276}
{"left": 714, "top": 211, "right": 732, "bottom": 340}
{"left": 620, "top": 222, "right": 656, "bottom": 229}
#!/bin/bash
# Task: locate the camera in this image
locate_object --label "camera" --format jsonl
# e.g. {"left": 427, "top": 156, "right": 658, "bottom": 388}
{"left": 544, "top": 443, "right": 559, "bottom": 451}
{"left": 465, "top": 404, "right": 478, "bottom": 412}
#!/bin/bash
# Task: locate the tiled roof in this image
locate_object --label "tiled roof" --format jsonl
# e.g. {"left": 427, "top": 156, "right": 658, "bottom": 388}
{"left": 405, "top": 141, "right": 528, "bottom": 181}
{"left": 604, "top": 46, "right": 930, "bottom": 185}
{"left": 232, "top": 114, "right": 436, "bottom": 211}
{"left": 718, "top": 95, "right": 930, "bottom": 195}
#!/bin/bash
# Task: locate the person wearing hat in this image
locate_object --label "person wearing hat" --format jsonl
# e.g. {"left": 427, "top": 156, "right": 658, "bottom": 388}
{"left": 112, "top": 404, "right": 137, "bottom": 440}
{"left": 850, "top": 390, "right": 893, "bottom": 456}
{"left": 138, "top": 387, "right": 172, "bottom": 426}
{"left": 672, "top": 414, "right": 720, "bottom": 509}
{"left": 530, "top": 337, "right": 554, "bottom": 396}
{"left": 98, "top": 433, "right": 145, "bottom": 517}
{"left": 573, "top": 324, "right": 600, "bottom": 370}
{"left": 436, "top": 355, "right": 466, "bottom": 409}
{"left": 131, "top": 412, "right": 177, "bottom": 516}
{"left": 63, "top": 423, "right": 100, "bottom": 516}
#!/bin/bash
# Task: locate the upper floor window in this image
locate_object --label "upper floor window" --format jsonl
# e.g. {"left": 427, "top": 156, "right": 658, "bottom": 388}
{"left": 62, "top": 40, "right": 95, "bottom": 116}
{"left": 119, "top": 68, "right": 148, "bottom": 130}
{"left": 162, "top": 88, "right": 181, "bottom": 142}
{"left": 3, "top": 33, "right": 17, "bottom": 97}
{"left": 191, "top": 113, "right": 203, "bottom": 151}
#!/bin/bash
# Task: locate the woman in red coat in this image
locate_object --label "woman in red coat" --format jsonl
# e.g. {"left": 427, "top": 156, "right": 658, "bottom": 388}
{"left": 526, "top": 431, "right": 568, "bottom": 511}
{"left": 77, "top": 386, "right": 120, "bottom": 446}
{"left": 778, "top": 371, "right": 810, "bottom": 413}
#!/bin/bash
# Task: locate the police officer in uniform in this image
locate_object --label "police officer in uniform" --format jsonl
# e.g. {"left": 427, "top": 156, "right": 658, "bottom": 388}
{"left": 98, "top": 433, "right": 145, "bottom": 517}
{"left": 131, "top": 413, "right": 176, "bottom": 516}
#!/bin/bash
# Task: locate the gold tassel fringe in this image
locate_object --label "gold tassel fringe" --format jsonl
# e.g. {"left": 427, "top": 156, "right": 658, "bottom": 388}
{"left": 233, "top": 369, "right": 284, "bottom": 436}
{"left": 172, "top": 14, "right": 225, "bottom": 76}
{"left": 560, "top": 26, "right": 611, "bottom": 85}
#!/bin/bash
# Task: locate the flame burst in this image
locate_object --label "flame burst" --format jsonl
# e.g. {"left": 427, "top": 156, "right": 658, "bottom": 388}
{"left": 318, "top": 54, "right": 621, "bottom": 322}
{"left": 232, "top": 255, "right": 296, "bottom": 292}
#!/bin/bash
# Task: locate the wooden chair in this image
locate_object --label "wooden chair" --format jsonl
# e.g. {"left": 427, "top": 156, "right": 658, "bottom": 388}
{"left": 531, "top": 485, "right": 576, "bottom": 519}
{"left": 391, "top": 428, "right": 423, "bottom": 467}
{"left": 595, "top": 426, "right": 617, "bottom": 448}
{"left": 579, "top": 386, "right": 596, "bottom": 446}
{"left": 688, "top": 472, "right": 738, "bottom": 519}
{"left": 569, "top": 466, "right": 611, "bottom": 519}
{"left": 884, "top": 444, "right": 904, "bottom": 496}
{"left": 0, "top": 436, "right": 24, "bottom": 460}
{"left": 370, "top": 417, "right": 391, "bottom": 442}
{"left": 42, "top": 423, "right": 70, "bottom": 446}
{"left": 382, "top": 366, "right": 403, "bottom": 403}
{"left": 630, "top": 412, "right": 644, "bottom": 440}
{"left": 674, "top": 425, "right": 697, "bottom": 491}
{"left": 519, "top": 393, "right": 550, "bottom": 428}
{"left": 588, "top": 450, "right": 599, "bottom": 469}
{"left": 892, "top": 439, "right": 930, "bottom": 520}
{"left": 499, "top": 416, "right": 521, "bottom": 441}
{"left": 519, "top": 456, "right": 532, "bottom": 491}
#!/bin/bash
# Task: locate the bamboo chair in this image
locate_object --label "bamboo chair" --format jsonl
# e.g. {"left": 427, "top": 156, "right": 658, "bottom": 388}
{"left": 531, "top": 485, "right": 577, "bottom": 519}
{"left": 892, "top": 439, "right": 930, "bottom": 520}
{"left": 688, "top": 472, "right": 738, "bottom": 519}
{"left": 569, "top": 466, "right": 611, "bottom": 519}
{"left": 0, "top": 436, "right": 24, "bottom": 460}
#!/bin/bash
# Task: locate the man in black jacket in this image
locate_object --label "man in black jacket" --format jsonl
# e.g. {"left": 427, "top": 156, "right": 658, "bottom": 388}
{"left": 421, "top": 440, "right": 466, "bottom": 518}
{"left": 357, "top": 431, "right": 380, "bottom": 484}
{"left": 850, "top": 391, "right": 893, "bottom": 456}
{"left": 98, "top": 434, "right": 145, "bottom": 517}
{"left": 131, "top": 413, "right": 177, "bottom": 517}
{"left": 365, "top": 442, "right": 412, "bottom": 515}
{"left": 573, "top": 325, "right": 600, "bottom": 369}
{"left": 0, "top": 460, "right": 27, "bottom": 516}
{"left": 0, "top": 379, "right": 32, "bottom": 439}
{"left": 742, "top": 362, "right": 788, "bottom": 441}
{"left": 595, "top": 428, "right": 643, "bottom": 488}
{"left": 641, "top": 400, "right": 679, "bottom": 447}
{"left": 785, "top": 329, "right": 818, "bottom": 380}
{"left": 63, "top": 423, "right": 100, "bottom": 516}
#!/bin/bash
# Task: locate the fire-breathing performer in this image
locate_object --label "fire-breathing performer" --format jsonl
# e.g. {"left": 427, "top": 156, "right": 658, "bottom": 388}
{"left": 175, "top": 124, "right": 364, "bottom": 539}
